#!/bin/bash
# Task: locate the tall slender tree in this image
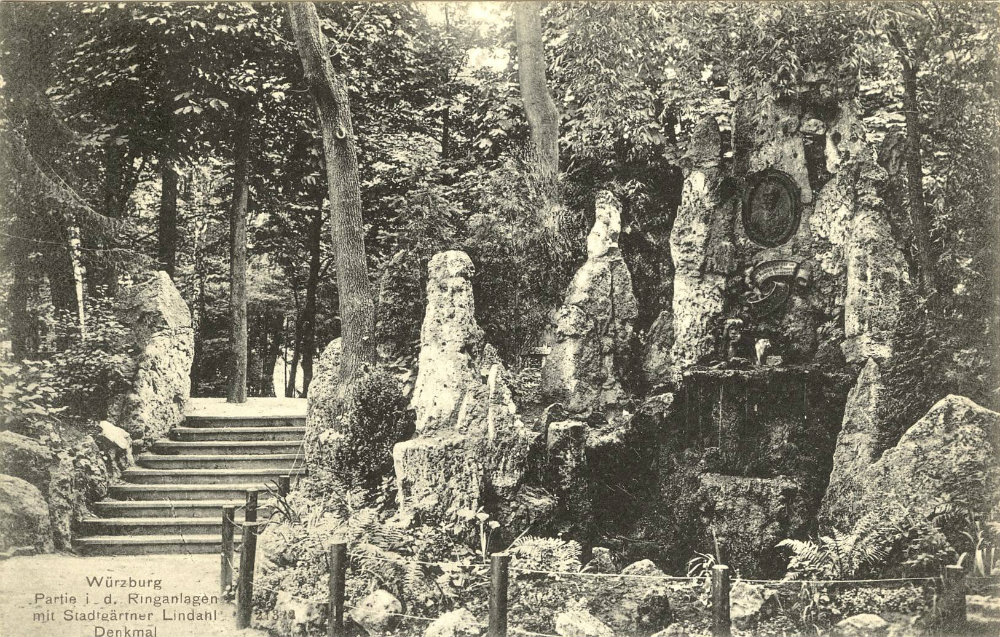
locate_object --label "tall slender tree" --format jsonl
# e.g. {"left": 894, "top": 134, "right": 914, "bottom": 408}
{"left": 287, "top": 2, "right": 375, "bottom": 397}
{"left": 226, "top": 101, "right": 253, "bottom": 403}
{"left": 514, "top": 1, "right": 559, "bottom": 180}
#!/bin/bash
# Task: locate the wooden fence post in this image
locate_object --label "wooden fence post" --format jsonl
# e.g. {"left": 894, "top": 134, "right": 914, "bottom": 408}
{"left": 488, "top": 553, "right": 510, "bottom": 637}
{"left": 236, "top": 489, "right": 258, "bottom": 629}
{"left": 328, "top": 543, "right": 348, "bottom": 637}
{"left": 940, "top": 565, "right": 967, "bottom": 635}
{"left": 712, "top": 564, "right": 731, "bottom": 637}
{"left": 220, "top": 505, "right": 235, "bottom": 594}
{"left": 278, "top": 475, "right": 290, "bottom": 498}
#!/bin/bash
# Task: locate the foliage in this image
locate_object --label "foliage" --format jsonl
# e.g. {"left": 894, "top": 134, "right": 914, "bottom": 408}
{"left": 460, "top": 154, "right": 583, "bottom": 362}
{"left": 0, "top": 358, "right": 64, "bottom": 431}
{"left": 779, "top": 505, "right": 955, "bottom": 580}
{"left": 254, "top": 472, "right": 495, "bottom": 624}
{"left": 317, "top": 367, "right": 414, "bottom": 489}
{"left": 508, "top": 535, "right": 583, "bottom": 573}
{"left": 42, "top": 297, "right": 136, "bottom": 418}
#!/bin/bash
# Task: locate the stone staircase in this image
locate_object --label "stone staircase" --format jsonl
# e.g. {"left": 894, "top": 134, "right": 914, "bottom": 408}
{"left": 74, "top": 399, "right": 306, "bottom": 555}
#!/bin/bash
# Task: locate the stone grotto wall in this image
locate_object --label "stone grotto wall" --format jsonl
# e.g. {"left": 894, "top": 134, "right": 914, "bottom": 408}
{"left": 110, "top": 270, "right": 195, "bottom": 450}
{"left": 0, "top": 270, "right": 193, "bottom": 554}
{"left": 393, "top": 251, "right": 545, "bottom": 530}
{"left": 643, "top": 85, "right": 913, "bottom": 385}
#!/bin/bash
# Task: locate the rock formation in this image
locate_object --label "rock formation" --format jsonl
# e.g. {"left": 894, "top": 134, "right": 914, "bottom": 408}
{"left": 542, "top": 192, "right": 637, "bottom": 418}
{"left": 823, "top": 394, "right": 1000, "bottom": 531}
{"left": 394, "top": 250, "right": 538, "bottom": 522}
{"left": 424, "top": 608, "right": 481, "bottom": 637}
{"left": 0, "top": 474, "right": 53, "bottom": 552}
{"left": 111, "top": 271, "right": 194, "bottom": 448}
{"left": 819, "top": 359, "right": 886, "bottom": 526}
{"left": 410, "top": 251, "right": 484, "bottom": 433}
{"left": 841, "top": 173, "right": 911, "bottom": 363}
{"left": 660, "top": 117, "right": 735, "bottom": 378}
{"left": 350, "top": 590, "right": 403, "bottom": 636}
{"left": 555, "top": 607, "right": 613, "bottom": 637}
{"left": 695, "top": 473, "right": 809, "bottom": 575}
{"left": 0, "top": 428, "right": 129, "bottom": 549}
{"left": 304, "top": 337, "right": 341, "bottom": 464}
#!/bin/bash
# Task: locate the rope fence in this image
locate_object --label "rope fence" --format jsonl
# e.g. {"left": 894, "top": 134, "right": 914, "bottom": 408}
{"left": 219, "top": 488, "right": 990, "bottom": 637}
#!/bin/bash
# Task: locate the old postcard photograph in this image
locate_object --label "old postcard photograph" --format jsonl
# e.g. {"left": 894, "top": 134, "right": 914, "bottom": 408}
{"left": 0, "top": 2, "right": 998, "bottom": 636}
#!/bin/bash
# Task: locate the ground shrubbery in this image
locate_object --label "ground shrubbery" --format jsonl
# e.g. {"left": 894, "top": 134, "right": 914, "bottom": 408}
{"left": 2, "top": 295, "right": 135, "bottom": 435}
{"left": 312, "top": 368, "right": 415, "bottom": 489}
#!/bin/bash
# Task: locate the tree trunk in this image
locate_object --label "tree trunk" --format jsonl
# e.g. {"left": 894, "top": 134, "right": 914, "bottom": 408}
{"left": 158, "top": 161, "right": 178, "bottom": 278}
{"left": 299, "top": 200, "right": 322, "bottom": 397}
{"left": 261, "top": 310, "right": 283, "bottom": 397}
{"left": 514, "top": 1, "right": 559, "bottom": 180}
{"left": 67, "top": 224, "right": 86, "bottom": 335}
{"left": 441, "top": 106, "right": 451, "bottom": 160}
{"left": 897, "top": 53, "right": 936, "bottom": 293}
{"left": 247, "top": 312, "right": 264, "bottom": 397}
{"left": 191, "top": 218, "right": 207, "bottom": 394}
{"left": 45, "top": 244, "right": 76, "bottom": 316}
{"left": 226, "top": 103, "right": 252, "bottom": 404}
{"left": 288, "top": 3, "right": 375, "bottom": 395}
{"left": 89, "top": 143, "right": 126, "bottom": 296}
{"left": 9, "top": 256, "right": 36, "bottom": 358}
{"left": 285, "top": 321, "right": 302, "bottom": 398}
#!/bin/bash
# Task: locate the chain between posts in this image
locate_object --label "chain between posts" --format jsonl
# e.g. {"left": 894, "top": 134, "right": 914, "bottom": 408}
{"left": 219, "top": 514, "right": 975, "bottom": 636}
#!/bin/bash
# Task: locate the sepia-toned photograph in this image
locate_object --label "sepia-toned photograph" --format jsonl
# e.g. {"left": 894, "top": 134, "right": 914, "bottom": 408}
{"left": 0, "top": 2, "right": 998, "bottom": 636}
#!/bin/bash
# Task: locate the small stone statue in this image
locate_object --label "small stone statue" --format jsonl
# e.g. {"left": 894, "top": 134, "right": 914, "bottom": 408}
{"left": 723, "top": 318, "right": 744, "bottom": 361}
{"left": 755, "top": 338, "right": 772, "bottom": 366}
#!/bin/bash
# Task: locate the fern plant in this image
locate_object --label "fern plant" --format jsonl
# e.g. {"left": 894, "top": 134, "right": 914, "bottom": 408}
{"left": 508, "top": 535, "right": 583, "bottom": 573}
{"left": 779, "top": 505, "right": 956, "bottom": 579}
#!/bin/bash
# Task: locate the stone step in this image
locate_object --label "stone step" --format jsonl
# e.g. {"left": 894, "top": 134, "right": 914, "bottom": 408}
{"left": 968, "top": 594, "right": 1000, "bottom": 637}
{"left": 121, "top": 467, "right": 304, "bottom": 485}
{"left": 109, "top": 484, "right": 276, "bottom": 501}
{"left": 137, "top": 453, "right": 302, "bottom": 470}
{"left": 183, "top": 415, "right": 306, "bottom": 429}
{"left": 74, "top": 534, "right": 237, "bottom": 556}
{"left": 151, "top": 439, "right": 301, "bottom": 455}
{"left": 80, "top": 517, "right": 248, "bottom": 536}
{"left": 170, "top": 426, "right": 306, "bottom": 442}
{"left": 92, "top": 499, "right": 271, "bottom": 519}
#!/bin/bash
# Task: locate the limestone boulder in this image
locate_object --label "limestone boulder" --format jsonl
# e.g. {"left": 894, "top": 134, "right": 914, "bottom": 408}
{"left": 841, "top": 173, "right": 911, "bottom": 363}
{"left": 542, "top": 191, "right": 637, "bottom": 418}
{"left": 0, "top": 474, "right": 52, "bottom": 552}
{"left": 620, "top": 559, "right": 663, "bottom": 577}
{"left": 393, "top": 433, "right": 482, "bottom": 521}
{"left": 304, "top": 338, "right": 342, "bottom": 465}
{"left": 740, "top": 93, "right": 812, "bottom": 203}
{"left": 425, "top": 608, "right": 481, "bottom": 637}
{"left": 410, "top": 251, "right": 483, "bottom": 434}
{"left": 555, "top": 607, "right": 614, "bottom": 637}
{"left": 554, "top": 559, "right": 673, "bottom": 636}
{"left": 820, "top": 359, "right": 886, "bottom": 527}
{"left": 97, "top": 421, "right": 131, "bottom": 454}
{"left": 546, "top": 420, "right": 592, "bottom": 538}
{"left": 396, "top": 251, "right": 539, "bottom": 522}
{"left": 111, "top": 271, "right": 194, "bottom": 448}
{"left": 667, "top": 117, "right": 734, "bottom": 376}
{"left": 586, "top": 547, "right": 616, "bottom": 574}
{"left": 349, "top": 589, "right": 402, "bottom": 636}
{"left": 272, "top": 590, "right": 325, "bottom": 637}
{"left": 833, "top": 613, "right": 890, "bottom": 637}
{"left": 642, "top": 309, "right": 674, "bottom": 387}
{"left": 831, "top": 395, "right": 1000, "bottom": 531}
{"left": 696, "top": 473, "right": 809, "bottom": 576}
{"left": 730, "top": 582, "right": 778, "bottom": 630}
{"left": 0, "top": 431, "right": 53, "bottom": 490}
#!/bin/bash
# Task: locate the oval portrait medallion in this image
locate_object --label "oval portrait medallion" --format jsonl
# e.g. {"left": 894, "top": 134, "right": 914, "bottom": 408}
{"left": 742, "top": 170, "right": 801, "bottom": 247}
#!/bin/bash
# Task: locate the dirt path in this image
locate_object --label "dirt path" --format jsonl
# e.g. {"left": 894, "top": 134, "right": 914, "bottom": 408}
{"left": 0, "top": 553, "right": 268, "bottom": 637}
